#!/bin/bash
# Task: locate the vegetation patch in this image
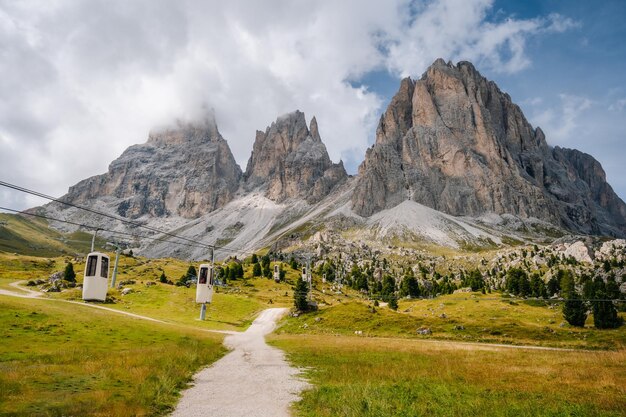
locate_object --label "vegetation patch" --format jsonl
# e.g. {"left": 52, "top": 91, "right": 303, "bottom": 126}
{"left": 271, "top": 334, "right": 626, "bottom": 417}
{"left": 0, "top": 296, "right": 225, "bottom": 416}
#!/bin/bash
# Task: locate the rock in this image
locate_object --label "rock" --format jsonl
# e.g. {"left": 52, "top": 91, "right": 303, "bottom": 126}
{"left": 50, "top": 111, "right": 242, "bottom": 219}
{"left": 562, "top": 241, "right": 593, "bottom": 263}
{"left": 145, "top": 281, "right": 156, "bottom": 287}
{"left": 439, "top": 313, "right": 447, "bottom": 319}
{"left": 453, "top": 325, "right": 465, "bottom": 330}
{"left": 244, "top": 111, "right": 347, "bottom": 203}
{"left": 351, "top": 59, "right": 626, "bottom": 237}
{"left": 417, "top": 327, "right": 432, "bottom": 335}
{"left": 48, "top": 271, "right": 63, "bottom": 282}
{"left": 119, "top": 280, "right": 136, "bottom": 286}
{"left": 121, "top": 288, "right": 133, "bottom": 295}
{"left": 354, "top": 330, "right": 363, "bottom": 335}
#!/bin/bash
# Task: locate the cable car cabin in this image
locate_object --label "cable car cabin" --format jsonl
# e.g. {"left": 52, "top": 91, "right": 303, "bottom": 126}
{"left": 195, "top": 264, "right": 214, "bottom": 304}
{"left": 273, "top": 264, "right": 280, "bottom": 282}
{"left": 82, "top": 252, "right": 110, "bottom": 301}
{"left": 302, "top": 267, "right": 307, "bottom": 282}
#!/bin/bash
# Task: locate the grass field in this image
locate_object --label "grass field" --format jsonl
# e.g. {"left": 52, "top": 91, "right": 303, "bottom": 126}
{"left": 0, "top": 252, "right": 302, "bottom": 331}
{"left": 271, "top": 334, "right": 626, "bottom": 417}
{"left": 278, "top": 293, "right": 626, "bottom": 350}
{"left": 0, "top": 296, "right": 226, "bottom": 416}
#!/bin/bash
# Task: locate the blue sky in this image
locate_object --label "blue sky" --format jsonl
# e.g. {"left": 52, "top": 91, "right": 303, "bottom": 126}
{"left": 1, "top": 0, "right": 625, "bottom": 209}
{"left": 352, "top": 0, "right": 626, "bottom": 200}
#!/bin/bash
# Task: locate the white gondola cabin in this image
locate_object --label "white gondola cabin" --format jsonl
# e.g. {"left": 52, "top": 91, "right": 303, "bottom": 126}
{"left": 196, "top": 264, "right": 214, "bottom": 304}
{"left": 273, "top": 264, "right": 280, "bottom": 282}
{"left": 82, "top": 252, "right": 110, "bottom": 301}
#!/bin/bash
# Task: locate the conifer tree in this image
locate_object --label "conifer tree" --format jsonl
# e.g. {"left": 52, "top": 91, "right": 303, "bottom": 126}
{"left": 293, "top": 277, "right": 309, "bottom": 312}
{"left": 63, "top": 262, "right": 76, "bottom": 282}
{"left": 563, "top": 290, "right": 587, "bottom": 327}
{"left": 591, "top": 277, "right": 622, "bottom": 329}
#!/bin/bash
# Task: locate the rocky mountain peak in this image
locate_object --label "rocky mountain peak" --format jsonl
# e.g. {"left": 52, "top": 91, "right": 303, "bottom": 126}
{"left": 245, "top": 111, "right": 347, "bottom": 203}
{"left": 61, "top": 115, "right": 242, "bottom": 219}
{"left": 147, "top": 111, "right": 220, "bottom": 147}
{"left": 352, "top": 59, "right": 626, "bottom": 236}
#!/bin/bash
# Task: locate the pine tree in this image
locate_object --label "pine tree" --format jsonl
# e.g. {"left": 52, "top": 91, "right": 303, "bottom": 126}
{"left": 388, "top": 296, "right": 398, "bottom": 310}
{"left": 563, "top": 291, "right": 587, "bottom": 327}
{"left": 159, "top": 271, "right": 167, "bottom": 283}
{"left": 252, "top": 263, "right": 262, "bottom": 277}
{"left": 293, "top": 278, "right": 309, "bottom": 312}
{"left": 381, "top": 275, "right": 396, "bottom": 302}
{"left": 400, "top": 275, "right": 420, "bottom": 298}
{"left": 63, "top": 262, "right": 76, "bottom": 282}
{"left": 591, "top": 278, "right": 621, "bottom": 329}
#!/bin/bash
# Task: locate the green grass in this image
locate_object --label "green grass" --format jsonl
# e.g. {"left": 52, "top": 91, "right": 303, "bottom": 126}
{"left": 0, "top": 296, "right": 226, "bottom": 416}
{"left": 271, "top": 334, "right": 626, "bottom": 417}
{"left": 0, "top": 253, "right": 300, "bottom": 331}
{"left": 277, "top": 293, "right": 626, "bottom": 349}
{"left": 0, "top": 213, "right": 103, "bottom": 257}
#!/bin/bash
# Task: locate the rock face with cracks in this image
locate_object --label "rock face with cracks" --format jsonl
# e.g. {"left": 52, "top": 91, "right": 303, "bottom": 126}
{"left": 352, "top": 58, "right": 626, "bottom": 237}
{"left": 244, "top": 110, "right": 347, "bottom": 204}
{"left": 59, "top": 112, "right": 242, "bottom": 219}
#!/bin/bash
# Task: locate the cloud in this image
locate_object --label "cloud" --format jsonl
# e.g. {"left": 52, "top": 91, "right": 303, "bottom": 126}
{"left": 385, "top": 0, "right": 580, "bottom": 76}
{"left": 531, "top": 94, "right": 593, "bottom": 144}
{"left": 0, "top": 0, "right": 580, "bottom": 210}
{"left": 608, "top": 98, "right": 626, "bottom": 112}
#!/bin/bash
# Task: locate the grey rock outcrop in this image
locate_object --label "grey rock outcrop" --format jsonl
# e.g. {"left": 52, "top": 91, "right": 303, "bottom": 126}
{"left": 352, "top": 58, "right": 626, "bottom": 237}
{"left": 61, "top": 113, "right": 242, "bottom": 219}
{"left": 244, "top": 110, "right": 347, "bottom": 203}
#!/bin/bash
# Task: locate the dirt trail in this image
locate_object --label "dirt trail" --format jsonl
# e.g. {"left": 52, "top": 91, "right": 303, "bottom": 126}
{"left": 171, "top": 308, "right": 309, "bottom": 417}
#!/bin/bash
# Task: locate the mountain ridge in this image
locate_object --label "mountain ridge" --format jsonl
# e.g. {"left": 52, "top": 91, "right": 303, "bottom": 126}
{"left": 38, "top": 59, "right": 626, "bottom": 259}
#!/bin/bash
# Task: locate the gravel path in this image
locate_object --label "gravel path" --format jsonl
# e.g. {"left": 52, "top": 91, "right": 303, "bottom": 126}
{"left": 171, "top": 308, "right": 309, "bottom": 417}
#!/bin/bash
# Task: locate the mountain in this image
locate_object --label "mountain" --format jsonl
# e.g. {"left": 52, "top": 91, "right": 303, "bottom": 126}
{"left": 351, "top": 59, "right": 626, "bottom": 237}
{"left": 31, "top": 59, "right": 626, "bottom": 259}
{"left": 244, "top": 110, "right": 347, "bottom": 203}
{"left": 59, "top": 113, "right": 242, "bottom": 219}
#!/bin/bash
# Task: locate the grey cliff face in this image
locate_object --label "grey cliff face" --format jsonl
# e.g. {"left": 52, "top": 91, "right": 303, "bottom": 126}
{"left": 352, "top": 59, "right": 626, "bottom": 237}
{"left": 63, "top": 114, "right": 242, "bottom": 219}
{"left": 244, "top": 110, "right": 347, "bottom": 203}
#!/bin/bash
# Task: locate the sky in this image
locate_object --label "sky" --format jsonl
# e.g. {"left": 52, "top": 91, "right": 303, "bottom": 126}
{"left": 1, "top": 0, "right": 625, "bottom": 210}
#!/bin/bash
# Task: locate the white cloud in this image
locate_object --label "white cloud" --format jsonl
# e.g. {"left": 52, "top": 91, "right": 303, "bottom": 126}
{"left": 608, "top": 98, "right": 626, "bottom": 112}
{"left": 531, "top": 94, "right": 593, "bottom": 144}
{"left": 385, "top": 0, "right": 579, "bottom": 77}
{"left": 0, "top": 0, "right": 581, "bottom": 210}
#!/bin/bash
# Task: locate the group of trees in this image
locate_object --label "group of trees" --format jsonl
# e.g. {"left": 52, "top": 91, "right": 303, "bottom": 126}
{"left": 251, "top": 253, "right": 274, "bottom": 279}
{"left": 535, "top": 269, "right": 623, "bottom": 329}
{"left": 505, "top": 268, "right": 549, "bottom": 298}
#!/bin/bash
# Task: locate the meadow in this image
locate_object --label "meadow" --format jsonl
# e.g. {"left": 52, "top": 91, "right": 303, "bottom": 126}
{"left": 0, "top": 296, "right": 225, "bottom": 416}
{"left": 2, "top": 250, "right": 625, "bottom": 416}
{"left": 271, "top": 334, "right": 626, "bottom": 417}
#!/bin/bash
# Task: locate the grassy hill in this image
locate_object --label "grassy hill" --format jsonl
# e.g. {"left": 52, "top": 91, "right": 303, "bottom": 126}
{"left": 0, "top": 212, "right": 101, "bottom": 256}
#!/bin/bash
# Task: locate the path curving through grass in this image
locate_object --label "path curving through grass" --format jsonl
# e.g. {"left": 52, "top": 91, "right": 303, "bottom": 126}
{"left": 172, "top": 308, "right": 310, "bottom": 417}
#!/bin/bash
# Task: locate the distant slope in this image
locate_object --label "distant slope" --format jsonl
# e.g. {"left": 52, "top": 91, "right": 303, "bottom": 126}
{"left": 0, "top": 213, "right": 100, "bottom": 256}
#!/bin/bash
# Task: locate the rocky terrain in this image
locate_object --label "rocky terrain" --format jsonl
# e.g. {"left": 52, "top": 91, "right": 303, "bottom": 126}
{"left": 352, "top": 59, "right": 626, "bottom": 237}
{"left": 244, "top": 111, "right": 347, "bottom": 203}
{"left": 57, "top": 112, "right": 241, "bottom": 219}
